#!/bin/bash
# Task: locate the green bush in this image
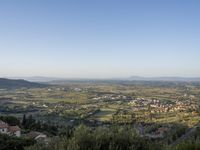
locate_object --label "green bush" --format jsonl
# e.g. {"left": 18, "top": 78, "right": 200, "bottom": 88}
{"left": 26, "top": 125, "right": 162, "bottom": 150}
{"left": 0, "top": 133, "right": 35, "bottom": 150}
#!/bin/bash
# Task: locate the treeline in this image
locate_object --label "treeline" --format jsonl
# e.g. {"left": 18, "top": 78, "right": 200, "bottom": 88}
{"left": 22, "top": 114, "right": 59, "bottom": 135}
{"left": 172, "top": 127, "right": 200, "bottom": 150}
{"left": 0, "top": 115, "right": 60, "bottom": 150}
{"left": 0, "top": 105, "right": 39, "bottom": 113}
{"left": 25, "top": 123, "right": 196, "bottom": 150}
{"left": 0, "top": 134, "right": 34, "bottom": 150}
{"left": 1, "top": 115, "right": 200, "bottom": 150}
{"left": 26, "top": 125, "right": 162, "bottom": 150}
{"left": 0, "top": 115, "right": 20, "bottom": 126}
{"left": 0, "top": 115, "right": 59, "bottom": 136}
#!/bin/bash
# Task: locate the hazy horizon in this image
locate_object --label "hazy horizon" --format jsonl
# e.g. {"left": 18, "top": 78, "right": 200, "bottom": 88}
{"left": 1, "top": 0, "right": 200, "bottom": 78}
{"left": 3, "top": 75, "right": 200, "bottom": 81}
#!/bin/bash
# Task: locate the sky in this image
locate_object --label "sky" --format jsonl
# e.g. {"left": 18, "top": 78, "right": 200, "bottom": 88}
{"left": 0, "top": 0, "right": 200, "bottom": 78}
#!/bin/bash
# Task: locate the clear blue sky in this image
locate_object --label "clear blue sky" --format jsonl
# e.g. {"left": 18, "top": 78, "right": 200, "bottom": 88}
{"left": 0, "top": 0, "right": 200, "bottom": 78}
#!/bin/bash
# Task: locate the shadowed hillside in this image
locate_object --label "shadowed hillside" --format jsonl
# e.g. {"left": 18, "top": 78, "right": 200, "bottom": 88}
{"left": 0, "top": 78, "right": 47, "bottom": 89}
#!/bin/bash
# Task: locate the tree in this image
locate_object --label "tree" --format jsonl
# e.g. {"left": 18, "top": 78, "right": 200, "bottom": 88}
{"left": 22, "top": 114, "right": 27, "bottom": 127}
{"left": 0, "top": 116, "right": 20, "bottom": 126}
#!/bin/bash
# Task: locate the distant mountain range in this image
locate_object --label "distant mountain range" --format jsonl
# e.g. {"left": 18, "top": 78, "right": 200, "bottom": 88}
{"left": 21, "top": 76, "right": 64, "bottom": 82}
{"left": 4, "top": 76, "right": 200, "bottom": 83}
{"left": 128, "top": 76, "right": 200, "bottom": 81}
{"left": 0, "top": 78, "right": 46, "bottom": 89}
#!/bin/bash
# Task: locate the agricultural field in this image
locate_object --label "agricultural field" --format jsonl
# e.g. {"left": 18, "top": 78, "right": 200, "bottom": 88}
{"left": 1, "top": 80, "right": 200, "bottom": 149}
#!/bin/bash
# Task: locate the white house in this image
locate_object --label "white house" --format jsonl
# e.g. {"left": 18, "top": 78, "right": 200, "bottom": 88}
{"left": 9, "top": 126, "right": 21, "bottom": 137}
{"left": 0, "top": 121, "right": 8, "bottom": 134}
{"left": 0, "top": 120, "right": 21, "bottom": 137}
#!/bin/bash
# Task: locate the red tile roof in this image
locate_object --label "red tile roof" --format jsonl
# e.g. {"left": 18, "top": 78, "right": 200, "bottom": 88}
{"left": 0, "top": 120, "right": 21, "bottom": 132}
{"left": 9, "top": 126, "right": 21, "bottom": 132}
{"left": 0, "top": 121, "right": 9, "bottom": 129}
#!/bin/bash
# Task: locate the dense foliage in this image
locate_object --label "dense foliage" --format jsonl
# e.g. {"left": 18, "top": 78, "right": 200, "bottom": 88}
{"left": 0, "top": 134, "right": 35, "bottom": 150}
{"left": 172, "top": 127, "right": 200, "bottom": 150}
{"left": 0, "top": 115, "right": 20, "bottom": 126}
{"left": 26, "top": 125, "right": 161, "bottom": 150}
{"left": 21, "top": 114, "right": 58, "bottom": 135}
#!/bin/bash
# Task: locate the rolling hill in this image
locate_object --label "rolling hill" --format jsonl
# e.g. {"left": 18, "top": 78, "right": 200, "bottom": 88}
{"left": 0, "top": 78, "right": 47, "bottom": 89}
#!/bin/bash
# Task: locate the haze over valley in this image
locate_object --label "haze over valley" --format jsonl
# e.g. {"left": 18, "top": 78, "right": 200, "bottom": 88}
{"left": 1, "top": 1, "right": 200, "bottom": 150}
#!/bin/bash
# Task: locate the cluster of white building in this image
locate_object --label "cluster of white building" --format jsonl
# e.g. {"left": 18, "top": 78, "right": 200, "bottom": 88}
{"left": 92, "top": 94, "right": 129, "bottom": 101}
{"left": 129, "top": 97, "right": 199, "bottom": 114}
